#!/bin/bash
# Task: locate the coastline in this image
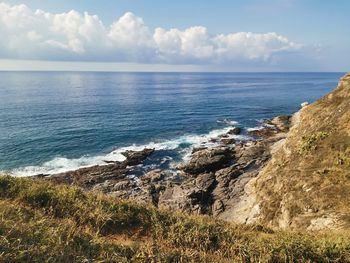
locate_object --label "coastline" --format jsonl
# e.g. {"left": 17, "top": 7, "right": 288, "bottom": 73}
{"left": 31, "top": 113, "right": 294, "bottom": 222}
{"left": 7, "top": 123, "right": 249, "bottom": 177}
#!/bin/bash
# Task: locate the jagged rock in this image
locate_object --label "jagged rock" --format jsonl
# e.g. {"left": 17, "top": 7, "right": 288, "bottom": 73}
{"left": 158, "top": 173, "right": 216, "bottom": 215}
{"left": 192, "top": 147, "right": 208, "bottom": 154}
{"left": 267, "top": 115, "right": 291, "bottom": 132}
{"left": 228, "top": 127, "right": 241, "bottom": 135}
{"left": 235, "top": 141, "right": 270, "bottom": 165}
{"left": 40, "top": 148, "right": 155, "bottom": 191}
{"left": 248, "top": 127, "right": 277, "bottom": 138}
{"left": 221, "top": 138, "right": 236, "bottom": 145}
{"left": 45, "top": 162, "right": 129, "bottom": 188}
{"left": 195, "top": 173, "right": 215, "bottom": 190}
{"left": 92, "top": 180, "right": 114, "bottom": 192}
{"left": 112, "top": 180, "right": 134, "bottom": 191}
{"left": 140, "top": 169, "right": 166, "bottom": 184}
{"left": 215, "top": 165, "right": 242, "bottom": 186}
{"left": 248, "top": 116, "right": 291, "bottom": 139}
{"left": 178, "top": 147, "right": 234, "bottom": 175}
{"left": 121, "top": 148, "right": 155, "bottom": 166}
{"left": 158, "top": 181, "right": 214, "bottom": 214}
{"left": 209, "top": 138, "right": 218, "bottom": 143}
{"left": 212, "top": 200, "right": 224, "bottom": 216}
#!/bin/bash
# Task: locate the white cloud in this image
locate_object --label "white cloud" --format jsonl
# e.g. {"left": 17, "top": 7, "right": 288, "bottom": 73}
{"left": 154, "top": 26, "right": 215, "bottom": 63}
{"left": 0, "top": 2, "right": 302, "bottom": 64}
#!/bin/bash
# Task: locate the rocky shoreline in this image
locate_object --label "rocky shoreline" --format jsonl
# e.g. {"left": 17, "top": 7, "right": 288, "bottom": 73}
{"left": 35, "top": 115, "right": 292, "bottom": 222}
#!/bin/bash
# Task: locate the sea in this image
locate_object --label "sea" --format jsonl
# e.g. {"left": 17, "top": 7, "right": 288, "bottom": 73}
{"left": 0, "top": 72, "right": 344, "bottom": 176}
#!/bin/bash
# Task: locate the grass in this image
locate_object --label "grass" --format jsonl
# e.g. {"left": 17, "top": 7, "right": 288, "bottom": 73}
{"left": 299, "top": 131, "right": 329, "bottom": 154}
{"left": 1, "top": 175, "right": 350, "bottom": 262}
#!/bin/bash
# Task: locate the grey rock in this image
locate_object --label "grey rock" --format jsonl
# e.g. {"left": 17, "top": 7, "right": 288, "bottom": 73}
{"left": 221, "top": 138, "right": 236, "bottom": 145}
{"left": 178, "top": 147, "right": 233, "bottom": 175}
{"left": 227, "top": 127, "right": 241, "bottom": 135}
{"left": 121, "top": 148, "right": 155, "bottom": 166}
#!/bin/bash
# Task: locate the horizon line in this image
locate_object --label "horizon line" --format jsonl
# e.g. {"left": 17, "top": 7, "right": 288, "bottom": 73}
{"left": 0, "top": 70, "right": 346, "bottom": 74}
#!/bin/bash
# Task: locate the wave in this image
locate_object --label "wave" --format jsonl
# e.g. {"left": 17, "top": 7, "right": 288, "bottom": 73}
{"left": 216, "top": 119, "right": 238, "bottom": 125}
{"left": 9, "top": 122, "right": 250, "bottom": 177}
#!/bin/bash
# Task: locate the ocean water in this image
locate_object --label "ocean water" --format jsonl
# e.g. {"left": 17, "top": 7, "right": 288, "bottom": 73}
{"left": 0, "top": 72, "right": 344, "bottom": 176}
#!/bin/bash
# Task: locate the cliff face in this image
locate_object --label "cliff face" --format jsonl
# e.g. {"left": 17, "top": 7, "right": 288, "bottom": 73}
{"left": 246, "top": 72, "right": 350, "bottom": 230}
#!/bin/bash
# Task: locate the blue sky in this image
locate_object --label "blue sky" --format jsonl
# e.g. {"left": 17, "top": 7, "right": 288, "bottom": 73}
{"left": 0, "top": 0, "right": 349, "bottom": 71}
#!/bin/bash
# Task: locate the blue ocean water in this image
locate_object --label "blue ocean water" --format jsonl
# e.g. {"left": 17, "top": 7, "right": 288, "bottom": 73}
{"left": 0, "top": 72, "right": 344, "bottom": 176}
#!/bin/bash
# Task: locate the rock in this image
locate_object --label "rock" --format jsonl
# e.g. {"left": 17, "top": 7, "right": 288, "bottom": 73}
{"left": 178, "top": 147, "right": 233, "bottom": 175}
{"left": 209, "top": 138, "right": 218, "bottom": 143}
{"left": 121, "top": 148, "right": 155, "bottom": 166}
{"left": 212, "top": 200, "right": 224, "bottom": 216}
{"left": 112, "top": 180, "right": 133, "bottom": 191}
{"left": 131, "top": 184, "right": 159, "bottom": 205}
{"left": 248, "top": 127, "right": 277, "bottom": 138}
{"left": 195, "top": 173, "right": 216, "bottom": 190}
{"left": 44, "top": 162, "right": 129, "bottom": 188}
{"left": 228, "top": 127, "right": 241, "bottom": 135}
{"left": 268, "top": 115, "right": 291, "bottom": 132}
{"left": 158, "top": 185, "right": 191, "bottom": 211}
{"left": 159, "top": 181, "right": 214, "bottom": 215}
{"left": 221, "top": 138, "right": 236, "bottom": 145}
{"left": 92, "top": 180, "right": 114, "bottom": 192}
{"left": 140, "top": 169, "right": 166, "bottom": 184}
{"left": 248, "top": 115, "right": 291, "bottom": 139}
{"left": 301, "top": 102, "right": 309, "bottom": 108}
{"left": 215, "top": 166, "right": 242, "bottom": 186}
{"left": 103, "top": 160, "right": 120, "bottom": 164}
{"left": 192, "top": 147, "right": 207, "bottom": 154}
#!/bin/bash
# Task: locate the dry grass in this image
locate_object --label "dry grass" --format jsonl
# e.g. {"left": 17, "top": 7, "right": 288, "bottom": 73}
{"left": 1, "top": 175, "right": 350, "bottom": 262}
{"left": 255, "top": 73, "right": 350, "bottom": 229}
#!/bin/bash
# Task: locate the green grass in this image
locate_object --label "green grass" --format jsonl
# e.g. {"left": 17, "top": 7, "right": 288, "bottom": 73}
{"left": 299, "top": 131, "right": 330, "bottom": 154}
{"left": 1, "top": 175, "right": 350, "bottom": 262}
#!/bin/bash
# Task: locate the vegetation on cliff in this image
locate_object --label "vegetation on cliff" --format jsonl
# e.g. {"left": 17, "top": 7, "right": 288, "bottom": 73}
{"left": 1, "top": 175, "right": 350, "bottom": 262}
{"left": 254, "top": 72, "right": 350, "bottom": 229}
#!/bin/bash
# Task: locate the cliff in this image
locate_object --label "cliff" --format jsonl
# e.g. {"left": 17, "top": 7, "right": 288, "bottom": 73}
{"left": 243, "top": 72, "right": 350, "bottom": 229}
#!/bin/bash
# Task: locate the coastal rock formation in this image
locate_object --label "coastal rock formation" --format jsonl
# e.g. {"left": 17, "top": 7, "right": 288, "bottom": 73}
{"left": 121, "top": 148, "right": 155, "bottom": 166}
{"left": 36, "top": 114, "right": 291, "bottom": 222}
{"left": 228, "top": 127, "right": 241, "bottom": 135}
{"left": 177, "top": 147, "right": 233, "bottom": 175}
{"left": 37, "top": 148, "right": 155, "bottom": 190}
{"left": 158, "top": 127, "right": 287, "bottom": 219}
{"left": 39, "top": 117, "right": 289, "bottom": 221}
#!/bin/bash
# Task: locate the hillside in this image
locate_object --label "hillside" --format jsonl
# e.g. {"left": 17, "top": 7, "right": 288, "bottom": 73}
{"left": 242, "top": 72, "right": 350, "bottom": 229}
{"left": 1, "top": 175, "right": 350, "bottom": 262}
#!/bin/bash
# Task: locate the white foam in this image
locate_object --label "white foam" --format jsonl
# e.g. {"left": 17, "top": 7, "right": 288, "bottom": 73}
{"left": 247, "top": 126, "right": 264, "bottom": 132}
{"left": 216, "top": 119, "right": 238, "bottom": 125}
{"left": 247, "top": 121, "right": 276, "bottom": 132}
{"left": 8, "top": 122, "right": 249, "bottom": 177}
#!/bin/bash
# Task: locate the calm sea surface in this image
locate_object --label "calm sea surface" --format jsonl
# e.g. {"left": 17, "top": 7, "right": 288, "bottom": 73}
{"left": 0, "top": 72, "right": 344, "bottom": 175}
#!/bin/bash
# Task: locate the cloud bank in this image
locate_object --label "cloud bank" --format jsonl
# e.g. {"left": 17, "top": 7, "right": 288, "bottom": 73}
{"left": 0, "top": 3, "right": 302, "bottom": 65}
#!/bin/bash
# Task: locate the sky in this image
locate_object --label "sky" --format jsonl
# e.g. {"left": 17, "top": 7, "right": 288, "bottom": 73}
{"left": 0, "top": 0, "right": 349, "bottom": 72}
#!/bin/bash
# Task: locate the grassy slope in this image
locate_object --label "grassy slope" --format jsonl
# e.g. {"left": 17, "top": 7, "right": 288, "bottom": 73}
{"left": 255, "top": 72, "right": 350, "bottom": 229}
{"left": 1, "top": 175, "right": 350, "bottom": 262}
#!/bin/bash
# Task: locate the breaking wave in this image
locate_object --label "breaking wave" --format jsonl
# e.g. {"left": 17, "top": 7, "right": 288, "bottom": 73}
{"left": 9, "top": 123, "right": 250, "bottom": 177}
